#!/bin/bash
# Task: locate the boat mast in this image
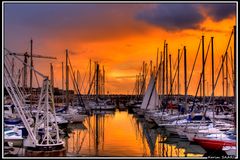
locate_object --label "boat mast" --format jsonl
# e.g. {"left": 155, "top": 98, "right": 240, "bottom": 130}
{"left": 222, "top": 55, "right": 225, "bottom": 97}
{"left": 177, "top": 49, "right": 180, "bottom": 97}
{"left": 184, "top": 46, "right": 187, "bottom": 113}
{"left": 166, "top": 43, "right": 168, "bottom": 96}
{"left": 96, "top": 62, "right": 99, "bottom": 104}
{"left": 226, "top": 51, "right": 229, "bottom": 98}
{"left": 169, "top": 54, "right": 172, "bottom": 97}
{"left": 66, "top": 49, "right": 69, "bottom": 109}
{"left": 158, "top": 52, "right": 162, "bottom": 96}
{"left": 162, "top": 41, "right": 166, "bottom": 96}
{"left": 156, "top": 48, "right": 159, "bottom": 92}
{"left": 102, "top": 66, "right": 105, "bottom": 95}
{"left": 202, "top": 36, "right": 205, "bottom": 107}
{"left": 233, "top": 26, "right": 236, "bottom": 128}
{"left": 211, "top": 37, "right": 214, "bottom": 97}
{"left": 30, "top": 39, "right": 33, "bottom": 107}
{"left": 62, "top": 61, "right": 64, "bottom": 105}
{"left": 233, "top": 25, "right": 236, "bottom": 101}
{"left": 89, "top": 59, "right": 91, "bottom": 96}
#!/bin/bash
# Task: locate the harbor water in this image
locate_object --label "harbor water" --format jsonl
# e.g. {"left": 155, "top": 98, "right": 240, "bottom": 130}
{"left": 65, "top": 109, "right": 205, "bottom": 157}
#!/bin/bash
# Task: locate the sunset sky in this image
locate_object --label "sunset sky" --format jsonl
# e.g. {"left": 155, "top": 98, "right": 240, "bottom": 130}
{"left": 4, "top": 2, "right": 236, "bottom": 95}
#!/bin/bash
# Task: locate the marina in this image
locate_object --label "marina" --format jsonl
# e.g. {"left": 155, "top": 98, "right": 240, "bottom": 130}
{"left": 3, "top": 2, "right": 237, "bottom": 159}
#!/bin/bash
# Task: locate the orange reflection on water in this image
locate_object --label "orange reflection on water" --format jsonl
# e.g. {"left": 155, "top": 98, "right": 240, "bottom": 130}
{"left": 66, "top": 110, "right": 204, "bottom": 157}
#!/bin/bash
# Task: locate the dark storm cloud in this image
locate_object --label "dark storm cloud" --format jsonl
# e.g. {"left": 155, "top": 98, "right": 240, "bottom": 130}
{"left": 202, "top": 4, "right": 236, "bottom": 21}
{"left": 136, "top": 3, "right": 236, "bottom": 31}
{"left": 136, "top": 4, "right": 204, "bottom": 31}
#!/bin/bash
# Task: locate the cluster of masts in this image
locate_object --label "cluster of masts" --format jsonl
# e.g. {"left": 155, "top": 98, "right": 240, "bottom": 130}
{"left": 133, "top": 26, "right": 236, "bottom": 104}
{"left": 87, "top": 60, "right": 105, "bottom": 96}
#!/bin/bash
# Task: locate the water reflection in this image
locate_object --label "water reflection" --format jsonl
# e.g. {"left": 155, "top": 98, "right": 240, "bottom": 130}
{"left": 66, "top": 110, "right": 204, "bottom": 157}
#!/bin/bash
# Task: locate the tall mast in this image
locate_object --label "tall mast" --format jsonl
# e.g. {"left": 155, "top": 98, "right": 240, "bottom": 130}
{"left": 142, "top": 61, "right": 145, "bottom": 93}
{"left": 226, "top": 51, "right": 229, "bottom": 98}
{"left": 158, "top": 52, "right": 162, "bottom": 95}
{"left": 177, "top": 49, "right": 180, "bottom": 96}
{"left": 211, "top": 37, "right": 214, "bottom": 97}
{"left": 233, "top": 26, "right": 236, "bottom": 128}
{"left": 156, "top": 48, "right": 159, "bottom": 91}
{"left": 30, "top": 39, "right": 33, "bottom": 107}
{"left": 98, "top": 66, "right": 102, "bottom": 95}
{"left": 158, "top": 60, "right": 161, "bottom": 95}
{"left": 184, "top": 46, "right": 187, "bottom": 112}
{"left": 96, "top": 63, "right": 99, "bottom": 103}
{"left": 62, "top": 62, "right": 64, "bottom": 104}
{"left": 233, "top": 26, "right": 236, "bottom": 105}
{"left": 222, "top": 55, "right": 225, "bottom": 97}
{"left": 103, "top": 66, "right": 105, "bottom": 95}
{"left": 156, "top": 48, "right": 159, "bottom": 70}
{"left": 169, "top": 54, "right": 172, "bottom": 97}
{"left": 94, "top": 61, "right": 97, "bottom": 95}
{"left": 89, "top": 59, "right": 91, "bottom": 95}
{"left": 66, "top": 49, "right": 69, "bottom": 108}
{"left": 162, "top": 41, "right": 166, "bottom": 96}
{"left": 202, "top": 36, "right": 205, "bottom": 106}
{"left": 166, "top": 43, "right": 168, "bottom": 96}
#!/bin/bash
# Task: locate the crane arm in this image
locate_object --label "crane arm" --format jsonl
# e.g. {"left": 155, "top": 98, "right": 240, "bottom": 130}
{"left": 8, "top": 52, "right": 57, "bottom": 59}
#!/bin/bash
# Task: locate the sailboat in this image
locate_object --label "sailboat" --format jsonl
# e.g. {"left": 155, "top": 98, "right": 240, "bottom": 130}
{"left": 137, "top": 74, "right": 159, "bottom": 117}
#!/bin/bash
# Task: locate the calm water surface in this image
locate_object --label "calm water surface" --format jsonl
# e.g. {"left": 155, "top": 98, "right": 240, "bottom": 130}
{"left": 66, "top": 110, "right": 205, "bottom": 157}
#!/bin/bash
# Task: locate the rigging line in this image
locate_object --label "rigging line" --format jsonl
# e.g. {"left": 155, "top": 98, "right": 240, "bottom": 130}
{"left": 68, "top": 55, "right": 85, "bottom": 107}
{"left": 215, "top": 55, "right": 222, "bottom": 79}
{"left": 168, "top": 48, "right": 184, "bottom": 95}
{"left": 203, "top": 29, "right": 234, "bottom": 116}
{"left": 226, "top": 64, "right": 234, "bottom": 89}
{"left": 193, "top": 38, "right": 213, "bottom": 101}
{"left": 79, "top": 69, "right": 87, "bottom": 93}
{"left": 226, "top": 49, "right": 234, "bottom": 84}
{"left": 69, "top": 69, "right": 78, "bottom": 93}
{"left": 79, "top": 62, "right": 90, "bottom": 93}
{"left": 186, "top": 39, "right": 202, "bottom": 91}
{"left": 84, "top": 73, "right": 89, "bottom": 94}
{"left": 230, "top": 47, "right": 234, "bottom": 74}
{"left": 136, "top": 62, "right": 146, "bottom": 98}
{"left": 87, "top": 70, "right": 96, "bottom": 95}
{"left": 172, "top": 47, "right": 184, "bottom": 71}
{"left": 139, "top": 63, "right": 149, "bottom": 96}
